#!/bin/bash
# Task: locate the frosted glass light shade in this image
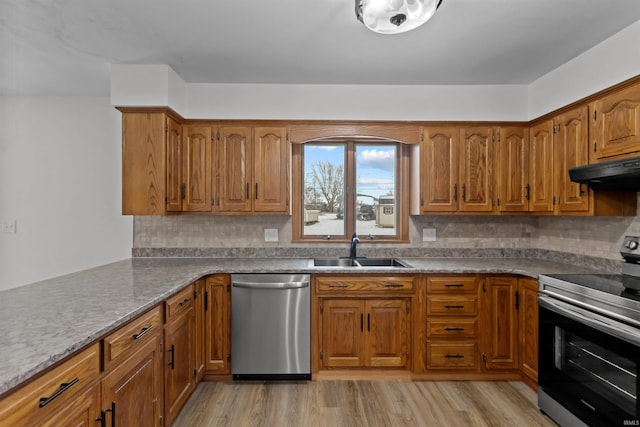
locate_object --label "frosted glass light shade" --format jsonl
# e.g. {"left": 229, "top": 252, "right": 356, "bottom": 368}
{"left": 356, "top": 0, "right": 442, "bottom": 34}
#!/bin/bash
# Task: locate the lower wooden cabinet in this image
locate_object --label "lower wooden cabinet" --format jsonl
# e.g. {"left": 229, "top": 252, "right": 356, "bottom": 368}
{"left": 204, "top": 274, "right": 231, "bottom": 374}
{"left": 480, "top": 276, "right": 519, "bottom": 370}
{"left": 101, "top": 334, "right": 164, "bottom": 427}
{"left": 519, "top": 277, "right": 539, "bottom": 384}
{"left": 164, "top": 285, "right": 196, "bottom": 426}
{"left": 0, "top": 343, "right": 101, "bottom": 427}
{"left": 194, "top": 278, "right": 207, "bottom": 381}
{"left": 425, "top": 276, "right": 480, "bottom": 372}
{"left": 320, "top": 298, "right": 410, "bottom": 369}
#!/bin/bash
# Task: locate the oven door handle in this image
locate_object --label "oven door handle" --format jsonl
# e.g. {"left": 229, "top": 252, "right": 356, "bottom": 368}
{"left": 539, "top": 295, "right": 640, "bottom": 347}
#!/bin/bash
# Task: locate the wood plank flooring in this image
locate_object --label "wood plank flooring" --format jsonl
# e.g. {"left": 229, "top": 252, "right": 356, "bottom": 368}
{"left": 172, "top": 380, "right": 555, "bottom": 427}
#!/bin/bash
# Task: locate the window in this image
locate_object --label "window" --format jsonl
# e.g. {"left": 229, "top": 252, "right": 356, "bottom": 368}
{"left": 292, "top": 139, "right": 409, "bottom": 242}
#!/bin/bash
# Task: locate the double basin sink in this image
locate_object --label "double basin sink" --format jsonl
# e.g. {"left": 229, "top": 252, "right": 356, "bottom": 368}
{"left": 312, "top": 258, "right": 411, "bottom": 268}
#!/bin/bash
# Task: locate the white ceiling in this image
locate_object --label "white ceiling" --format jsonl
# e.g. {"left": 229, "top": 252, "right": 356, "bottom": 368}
{"left": 2, "top": 0, "right": 640, "bottom": 96}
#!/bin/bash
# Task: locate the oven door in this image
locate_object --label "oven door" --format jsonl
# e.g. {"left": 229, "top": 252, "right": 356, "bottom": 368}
{"left": 539, "top": 296, "right": 640, "bottom": 427}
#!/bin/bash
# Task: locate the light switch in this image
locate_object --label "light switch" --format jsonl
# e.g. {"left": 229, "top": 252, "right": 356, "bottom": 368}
{"left": 264, "top": 228, "right": 278, "bottom": 242}
{"left": 422, "top": 228, "right": 436, "bottom": 242}
{"left": 2, "top": 220, "right": 16, "bottom": 234}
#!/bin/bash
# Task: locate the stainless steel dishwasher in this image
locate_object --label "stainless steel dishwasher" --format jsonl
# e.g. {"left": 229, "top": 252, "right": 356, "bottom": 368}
{"left": 231, "top": 273, "right": 311, "bottom": 380}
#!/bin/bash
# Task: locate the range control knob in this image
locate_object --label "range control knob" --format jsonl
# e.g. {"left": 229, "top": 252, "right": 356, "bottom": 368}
{"left": 629, "top": 240, "right": 639, "bottom": 250}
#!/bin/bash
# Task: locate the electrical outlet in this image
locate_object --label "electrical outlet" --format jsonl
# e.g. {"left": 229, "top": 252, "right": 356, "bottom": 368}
{"left": 2, "top": 220, "right": 16, "bottom": 234}
{"left": 264, "top": 228, "right": 278, "bottom": 242}
{"left": 422, "top": 228, "right": 436, "bottom": 242}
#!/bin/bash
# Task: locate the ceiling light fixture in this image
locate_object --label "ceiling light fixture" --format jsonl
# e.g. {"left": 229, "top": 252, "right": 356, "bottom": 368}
{"left": 355, "top": 0, "right": 443, "bottom": 34}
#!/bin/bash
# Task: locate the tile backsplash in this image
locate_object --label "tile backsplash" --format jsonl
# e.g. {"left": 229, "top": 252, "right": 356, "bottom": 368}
{"left": 133, "top": 194, "right": 640, "bottom": 265}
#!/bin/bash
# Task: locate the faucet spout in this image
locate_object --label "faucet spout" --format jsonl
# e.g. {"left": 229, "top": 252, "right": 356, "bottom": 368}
{"left": 349, "top": 233, "right": 360, "bottom": 259}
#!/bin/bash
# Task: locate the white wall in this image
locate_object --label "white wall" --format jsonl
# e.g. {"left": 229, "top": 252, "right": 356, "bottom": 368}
{"left": 0, "top": 96, "right": 133, "bottom": 291}
{"left": 528, "top": 19, "right": 640, "bottom": 119}
{"left": 185, "top": 83, "right": 528, "bottom": 121}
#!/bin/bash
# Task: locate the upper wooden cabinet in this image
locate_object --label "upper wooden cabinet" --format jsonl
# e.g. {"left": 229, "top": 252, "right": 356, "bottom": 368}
{"left": 122, "top": 112, "right": 174, "bottom": 215}
{"left": 528, "top": 120, "right": 555, "bottom": 213}
{"left": 554, "top": 106, "right": 590, "bottom": 213}
{"left": 590, "top": 82, "right": 640, "bottom": 160}
{"left": 217, "top": 126, "right": 290, "bottom": 214}
{"left": 496, "top": 126, "right": 529, "bottom": 213}
{"left": 421, "top": 126, "right": 493, "bottom": 213}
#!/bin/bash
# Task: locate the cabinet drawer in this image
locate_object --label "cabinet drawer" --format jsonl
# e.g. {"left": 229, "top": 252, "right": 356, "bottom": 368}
{"left": 165, "top": 284, "right": 194, "bottom": 322}
{"left": 427, "top": 342, "right": 477, "bottom": 369}
{"left": 103, "top": 305, "right": 162, "bottom": 370}
{"left": 427, "top": 296, "right": 477, "bottom": 315}
{"left": 427, "top": 276, "right": 477, "bottom": 293}
{"left": 0, "top": 343, "right": 100, "bottom": 425}
{"left": 316, "top": 276, "right": 414, "bottom": 293}
{"left": 427, "top": 318, "right": 477, "bottom": 338}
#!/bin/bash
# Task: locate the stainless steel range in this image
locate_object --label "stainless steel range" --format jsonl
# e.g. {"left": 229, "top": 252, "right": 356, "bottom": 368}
{"left": 538, "top": 235, "right": 640, "bottom": 427}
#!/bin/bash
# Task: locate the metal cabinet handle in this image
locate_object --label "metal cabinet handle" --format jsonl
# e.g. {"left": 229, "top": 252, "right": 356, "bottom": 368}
{"left": 453, "top": 184, "right": 458, "bottom": 201}
{"left": 360, "top": 313, "right": 364, "bottom": 332}
{"left": 97, "top": 401, "right": 116, "bottom": 427}
{"left": 367, "top": 313, "right": 370, "bottom": 332}
{"left": 524, "top": 184, "right": 530, "bottom": 200}
{"left": 445, "top": 354, "right": 464, "bottom": 358}
{"left": 444, "top": 283, "right": 464, "bottom": 288}
{"left": 132, "top": 325, "right": 153, "bottom": 340}
{"left": 246, "top": 183, "right": 249, "bottom": 199}
{"left": 39, "top": 377, "right": 79, "bottom": 407}
{"left": 462, "top": 184, "right": 466, "bottom": 200}
{"left": 444, "top": 305, "right": 464, "bottom": 309}
{"left": 384, "top": 283, "right": 403, "bottom": 288}
{"left": 255, "top": 183, "right": 259, "bottom": 200}
{"left": 444, "top": 327, "right": 464, "bottom": 331}
{"left": 168, "top": 344, "right": 175, "bottom": 370}
{"left": 179, "top": 297, "right": 191, "bottom": 307}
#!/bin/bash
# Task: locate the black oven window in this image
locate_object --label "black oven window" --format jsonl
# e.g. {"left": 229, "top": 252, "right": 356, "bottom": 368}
{"left": 555, "top": 326, "right": 637, "bottom": 415}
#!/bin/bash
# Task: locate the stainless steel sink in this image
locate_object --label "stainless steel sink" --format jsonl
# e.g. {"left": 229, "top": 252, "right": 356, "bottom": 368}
{"left": 354, "top": 258, "right": 411, "bottom": 268}
{"left": 312, "top": 258, "right": 411, "bottom": 268}
{"left": 313, "top": 258, "right": 358, "bottom": 267}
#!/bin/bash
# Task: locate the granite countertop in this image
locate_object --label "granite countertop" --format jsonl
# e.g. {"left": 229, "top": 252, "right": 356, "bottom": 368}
{"left": 0, "top": 256, "right": 599, "bottom": 396}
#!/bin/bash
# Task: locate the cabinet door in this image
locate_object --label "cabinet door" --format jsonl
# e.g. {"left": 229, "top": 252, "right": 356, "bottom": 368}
{"left": 482, "top": 276, "right": 519, "bottom": 370}
{"left": 101, "top": 334, "right": 163, "bottom": 427}
{"left": 365, "top": 299, "right": 410, "bottom": 368}
{"left": 321, "top": 299, "right": 365, "bottom": 368}
{"left": 194, "top": 279, "right": 206, "bottom": 381}
{"left": 421, "top": 127, "right": 459, "bottom": 212}
{"left": 166, "top": 117, "right": 183, "bottom": 212}
{"left": 529, "top": 120, "right": 555, "bottom": 212}
{"left": 182, "top": 125, "right": 213, "bottom": 212}
{"left": 164, "top": 306, "right": 195, "bottom": 426}
{"left": 205, "top": 275, "right": 230, "bottom": 373}
{"left": 497, "top": 127, "right": 529, "bottom": 212}
{"left": 122, "top": 112, "right": 167, "bottom": 215}
{"left": 459, "top": 126, "right": 493, "bottom": 212}
{"left": 591, "top": 83, "right": 640, "bottom": 160}
{"left": 555, "top": 106, "right": 590, "bottom": 213}
{"left": 218, "top": 126, "right": 252, "bottom": 212}
{"left": 519, "top": 278, "right": 539, "bottom": 384}
{"left": 253, "top": 127, "right": 290, "bottom": 212}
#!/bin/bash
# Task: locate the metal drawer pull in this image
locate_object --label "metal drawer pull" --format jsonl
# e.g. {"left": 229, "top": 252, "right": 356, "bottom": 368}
{"left": 39, "top": 377, "right": 79, "bottom": 407}
{"left": 132, "top": 325, "right": 153, "bottom": 340}
{"left": 179, "top": 297, "right": 191, "bottom": 307}
{"left": 328, "top": 284, "right": 349, "bottom": 288}
{"left": 384, "top": 283, "right": 404, "bottom": 288}
{"left": 444, "top": 354, "right": 464, "bottom": 358}
{"left": 444, "top": 283, "right": 464, "bottom": 287}
{"left": 444, "top": 305, "right": 464, "bottom": 309}
{"left": 444, "top": 327, "right": 464, "bottom": 331}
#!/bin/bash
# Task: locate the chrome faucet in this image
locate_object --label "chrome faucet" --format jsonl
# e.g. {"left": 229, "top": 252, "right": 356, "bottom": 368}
{"left": 349, "top": 233, "right": 360, "bottom": 259}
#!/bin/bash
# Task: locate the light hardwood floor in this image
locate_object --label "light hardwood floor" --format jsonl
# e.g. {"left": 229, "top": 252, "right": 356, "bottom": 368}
{"left": 172, "top": 380, "right": 556, "bottom": 427}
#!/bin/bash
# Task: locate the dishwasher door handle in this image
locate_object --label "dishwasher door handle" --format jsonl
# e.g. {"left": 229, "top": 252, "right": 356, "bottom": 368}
{"left": 232, "top": 281, "right": 309, "bottom": 289}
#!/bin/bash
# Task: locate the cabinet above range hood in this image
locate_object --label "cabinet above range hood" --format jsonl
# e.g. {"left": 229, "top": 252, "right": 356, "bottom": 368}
{"left": 569, "top": 156, "right": 640, "bottom": 191}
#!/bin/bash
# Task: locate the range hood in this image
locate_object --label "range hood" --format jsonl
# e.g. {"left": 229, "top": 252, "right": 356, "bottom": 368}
{"left": 569, "top": 156, "right": 640, "bottom": 191}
